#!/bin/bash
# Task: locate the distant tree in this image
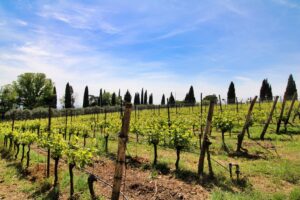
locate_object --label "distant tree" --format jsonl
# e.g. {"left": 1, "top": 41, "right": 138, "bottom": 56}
{"left": 133, "top": 93, "right": 140, "bottom": 105}
{"left": 227, "top": 82, "right": 236, "bottom": 104}
{"left": 98, "top": 89, "right": 103, "bottom": 107}
{"left": 70, "top": 86, "right": 75, "bottom": 107}
{"left": 284, "top": 74, "right": 298, "bottom": 100}
{"left": 260, "top": 79, "right": 273, "bottom": 101}
{"left": 161, "top": 94, "right": 165, "bottom": 105}
{"left": 102, "top": 91, "right": 111, "bottom": 106}
{"left": 64, "top": 83, "right": 73, "bottom": 108}
{"left": 0, "top": 84, "right": 17, "bottom": 112}
{"left": 52, "top": 86, "right": 57, "bottom": 109}
{"left": 169, "top": 92, "right": 176, "bottom": 105}
{"left": 111, "top": 92, "right": 117, "bottom": 106}
{"left": 267, "top": 85, "right": 273, "bottom": 101}
{"left": 203, "top": 94, "right": 218, "bottom": 104}
{"left": 12, "top": 73, "right": 54, "bottom": 109}
{"left": 184, "top": 86, "right": 196, "bottom": 105}
{"left": 124, "top": 90, "right": 132, "bottom": 103}
{"left": 141, "top": 88, "right": 144, "bottom": 105}
{"left": 83, "top": 86, "right": 89, "bottom": 108}
{"left": 149, "top": 93, "right": 153, "bottom": 105}
{"left": 144, "top": 90, "right": 148, "bottom": 104}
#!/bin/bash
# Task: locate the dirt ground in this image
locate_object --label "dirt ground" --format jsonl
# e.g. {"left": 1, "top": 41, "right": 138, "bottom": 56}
{"left": 26, "top": 146, "right": 210, "bottom": 199}
{"left": 86, "top": 156, "right": 209, "bottom": 200}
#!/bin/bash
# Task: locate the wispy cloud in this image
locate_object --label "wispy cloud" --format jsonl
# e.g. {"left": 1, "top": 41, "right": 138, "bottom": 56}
{"left": 272, "top": 0, "right": 300, "bottom": 8}
{"left": 37, "top": 3, "right": 120, "bottom": 34}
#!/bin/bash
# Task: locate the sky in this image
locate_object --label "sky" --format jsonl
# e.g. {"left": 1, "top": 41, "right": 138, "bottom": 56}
{"left": 0, "top": 0, "right": 299, "bottom": 106}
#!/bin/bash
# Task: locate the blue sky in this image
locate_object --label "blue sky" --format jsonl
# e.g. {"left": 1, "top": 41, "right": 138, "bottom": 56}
{"left": 0, "top": 0, "right": 299, "bottom": 105}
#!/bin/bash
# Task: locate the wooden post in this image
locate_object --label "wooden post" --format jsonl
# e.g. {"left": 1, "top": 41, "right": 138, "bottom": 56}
{"left": 293, "top": 102, "right": 300, "bottom": 122}
{"left": 260, "top": 96, "right": 279, "bottom": 140}
{"left": 236, "top": 96, "right": 257, "bottom": 153}
{"left": 276, "top": 95, "right": 287, "bottom": 133}
{"left": 120, "top": 99, "right": 123, "bottom": 119}
{"left": 64, "top": 109, "right": 68, "bottom": 139}
{"left": 284, "top": 93, "right": 297, "bottom": 132}
{"left": 198, "top": 101, "right": 214, "bottom": 178}
{"left": 111, "top": 103, "right": 132, "bottom": 200}
{"left": 11, "top": 112, "right": 15, "bottom": 131}
{"left": 200, "top": 93, "right": 203, "bottom": 117}
{"left": 218, "top": 95, "right": 222, "bottom": 113}
{"left": 47, "top": 106, "right": 52, "bottom": 178}
{"left": 167, "top": 103, "right": 171, "bottom": 128}
{"left": 199, "top": 93, "right": 204, "bottom": 146}
{"left": 236, "top": 97, "right": 239, "bottom": 113}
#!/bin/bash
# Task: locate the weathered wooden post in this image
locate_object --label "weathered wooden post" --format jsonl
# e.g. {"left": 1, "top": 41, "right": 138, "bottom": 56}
{"left": 293, "top": 102, "right": 300, "bottom": 122}
{"left": 199, "top": 93, "right": 204, "bottom": 147}
{"left": 47, "top": 105, "right": 52, "bottom": 178}
{"left": 236, "top": 97, "right": 239, "bottom": 113}
{"left": 260, "top": 96, "right": 279, "bottom": 140}
{"left": 218, "top": 94, "right": 222, "bottom": 113}
{"left": 284, "top": 93, "right": 297, "bottom": 132}
{"left": 236, "top": 96, "right": 257, "bottom": 153}
{"left": 88, "top": 174, "right": 97, "bottom": 200}
{"left": 276, "top": 95, "right": 287, "bottom": 133}
{"left": 198, "top": 101, "right": 214, "bottom": 179}
{"left": 200, "top": 93, "right": 203, "bottom": 117}
{"left": 111, "top": 103, "right": 132, "bottom": 200}
{"left": 167, "top": 103, "right": 171, "bottom": 128}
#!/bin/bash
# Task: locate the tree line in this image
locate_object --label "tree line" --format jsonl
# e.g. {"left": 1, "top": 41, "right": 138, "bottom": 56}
{"left": 0, "top": 73, "right": 298, "bottom": 113}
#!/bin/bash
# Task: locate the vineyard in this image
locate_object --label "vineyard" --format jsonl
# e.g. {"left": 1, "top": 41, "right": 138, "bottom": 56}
{"left": 0, "top": 97, "right": 300, "bottom": 200}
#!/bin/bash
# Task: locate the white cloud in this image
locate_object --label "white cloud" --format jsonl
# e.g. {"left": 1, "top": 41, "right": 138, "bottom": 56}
{"left": 234, "top": 76, "right": 252, "bottom": 81}
{"left": 15, "top": 19, "right": 28, "bottom": 26}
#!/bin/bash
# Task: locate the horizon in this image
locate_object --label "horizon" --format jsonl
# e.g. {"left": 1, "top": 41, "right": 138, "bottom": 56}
{"left": 0, "top": 0, "right": 299, "bottom": 106}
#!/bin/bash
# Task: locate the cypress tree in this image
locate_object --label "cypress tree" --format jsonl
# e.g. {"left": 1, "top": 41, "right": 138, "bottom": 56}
{"left": 144, "top": 90, "right": 148, "bottom": 104}
{"left": 161, "top": 94, "right": 165, "bottom": 105}
{"left": 149, "top": 94, "right": 153, "bottom": 105}
{"left": 124, "top": 90, "right": 132, "bottom": 103}
{"left": 133, "top": 93, "right": 140, "bottom": 105}
{"left": 260, "top": 79, "right": 267, "bottom": 101}
{"left": 65, "top": 83, "right": 72, "bottom": 108}
{"left": 284, "top": 74, "right": 298, "bottom": 100}
{"left": 227, "top": 81, "right": 236, "bottom": 104}
{"left": 184, "top": 93, "right": 189, "bottom": 104}
{"left": 70, "top": 85, "right": 75, "bottom": 108}
{"left": 260, "top": 79, "right": 273, "bottom": 101}
{"left": 83, "top": 86, "right": 89, "bottom": 108}
{"left": 267, "top": 85, "right": 273, "bottom": 101}
{"left": 188, "top": 86, "right": 196, "bottom": 104}
{"left": 137, "top": 93, "right": 140, "bottom": 104}
{"left": 184, "top": 86, "right": 196, "bottom": 105}
{"left": 141, "top": 88, "right": 144, "bottom": 105}
{"left": 111, "top": 92, "right": 117, "bottom": 106}
{"left": 169, "top": 92, "right": 175, "bottom": 105}
{"left": 98, "top": 89, "right": 103, "bottom": 107}
{"left": 52, "top": 86, "right": 57, "bottom": 109}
